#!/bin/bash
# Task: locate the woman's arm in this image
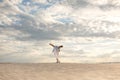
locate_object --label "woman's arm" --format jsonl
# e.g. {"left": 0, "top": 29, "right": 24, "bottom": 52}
{"left": 58, "top": 45, "right": 63, "bottom": 48}
{"left": 49, "top": 43, "right": 55, "bottom": 47}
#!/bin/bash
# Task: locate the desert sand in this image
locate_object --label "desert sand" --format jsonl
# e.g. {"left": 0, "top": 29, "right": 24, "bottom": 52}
{"left": 0, "top": 63, "right": 120, "bottom": 80}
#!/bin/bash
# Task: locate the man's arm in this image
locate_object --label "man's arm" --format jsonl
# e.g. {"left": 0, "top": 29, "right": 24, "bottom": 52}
{"left": 49, "top": 43, "right": 55, "bottom": 47}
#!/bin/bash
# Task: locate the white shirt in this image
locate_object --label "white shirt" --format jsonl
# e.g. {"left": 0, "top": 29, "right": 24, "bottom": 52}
{"left": 52, "top": 46, "right": 60, "bottom": 54}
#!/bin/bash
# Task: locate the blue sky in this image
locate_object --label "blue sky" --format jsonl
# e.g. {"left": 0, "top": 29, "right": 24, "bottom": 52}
{"left": 0, "top": 0, "right": 120, "bottom": 63}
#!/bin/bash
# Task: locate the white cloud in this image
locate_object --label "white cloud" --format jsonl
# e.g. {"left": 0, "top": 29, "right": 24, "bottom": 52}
{"left": 32, "top": 0, "right": 47, "bottom": 4}
{"left": 0, "top": 0, "right": 120, "bottom": 63}
{"left": 88, "top": 0, "right": 108, "bottom": 5}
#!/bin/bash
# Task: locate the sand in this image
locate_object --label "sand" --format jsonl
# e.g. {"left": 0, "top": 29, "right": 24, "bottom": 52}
{"left": 0, "top": 63, "right": 120, "bottom": 80}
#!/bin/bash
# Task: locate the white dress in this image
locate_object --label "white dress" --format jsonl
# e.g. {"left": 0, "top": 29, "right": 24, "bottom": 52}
{"left": 52, "top": 46, "right": 60, "bottom": 58}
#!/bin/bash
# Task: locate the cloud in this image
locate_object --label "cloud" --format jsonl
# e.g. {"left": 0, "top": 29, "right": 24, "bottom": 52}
{"left": 88, "top": 0, "right": 120, "bottom": 10}
{"left": 13, "top": 26, "right": 61, "bottom": 41}
{"left": 65, "top": 0, "right": 89, "bottom": 8}
{"left": 93, "top": 50, "right": 120, "bottom": 63}
{"left": 1, "top": 0, "right": 120, "bottom": 39}
{"left": 0, "top": 0, "right": 120, "bottom": 63}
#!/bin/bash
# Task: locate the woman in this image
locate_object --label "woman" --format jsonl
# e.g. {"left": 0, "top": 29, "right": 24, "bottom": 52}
{"left": 49, "top": 43, "right": 63, "bottom": 63}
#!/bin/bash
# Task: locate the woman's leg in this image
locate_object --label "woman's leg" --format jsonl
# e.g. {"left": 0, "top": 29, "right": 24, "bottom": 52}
{"left": 56, "top": 58, "right": 60, "bottom": 63}
{"left": 54, "top": 52, "right": 60, "bottom": 63}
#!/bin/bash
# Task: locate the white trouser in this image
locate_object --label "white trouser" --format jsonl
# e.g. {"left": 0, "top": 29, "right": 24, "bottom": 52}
{"left": 53, "top": 51, "right": 59, "bottom": 59}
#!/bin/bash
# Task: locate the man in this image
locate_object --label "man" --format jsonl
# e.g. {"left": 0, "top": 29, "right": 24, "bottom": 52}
{"left": 49, "top": 43, "right": 63, "bottom": 63}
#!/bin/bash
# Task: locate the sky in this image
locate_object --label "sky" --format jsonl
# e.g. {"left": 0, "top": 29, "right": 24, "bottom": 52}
{"left": 0, "top": 0, "right": 120, "bottom": 63}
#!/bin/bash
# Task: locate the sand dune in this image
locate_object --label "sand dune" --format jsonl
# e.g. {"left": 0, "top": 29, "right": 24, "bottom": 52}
{"left": 0, "top": 63, "right": 120, "bottom": 80}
